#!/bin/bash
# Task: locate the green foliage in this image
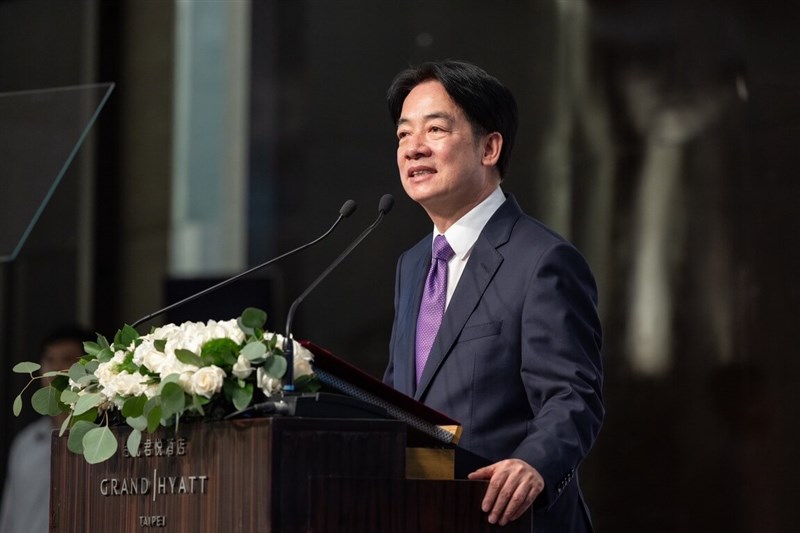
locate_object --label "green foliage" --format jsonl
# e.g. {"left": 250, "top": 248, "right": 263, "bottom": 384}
{"left": 68, "top": 421, "right": 97, "bottom": 454}
{"left": 263, "top": 355, "right": 288, "bottom": 380}
{"left": 12, "top": 362, "right": 41, "bottom": 374}
{"left": 11, "top": 306, "right": 321, "bottom": 465}
{"left": 175, "top": 349, "right": 204, "bottom": 367}
{"left": 32, "top": 386, "right": 62, "bottom": 416}
{"left": 127, "top": 429, "right": 142, "bottom": 457}
{"left": 83, "top": 427, "right": 118, "bottom": 464}
{"left": 241, "top": 341, "right": 267, "bottom": 362}
{"left": 201, "top": 338, "right": 240, "bottom": 367}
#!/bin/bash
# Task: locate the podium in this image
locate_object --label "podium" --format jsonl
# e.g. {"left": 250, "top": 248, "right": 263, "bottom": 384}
{"left": 50, "top": 416, "right": 533, "bottom": 532}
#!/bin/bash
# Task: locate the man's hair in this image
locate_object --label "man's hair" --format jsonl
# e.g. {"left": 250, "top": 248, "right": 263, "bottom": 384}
{"left": 387, "top": 60, "right": 519, "bottom": 178}
{"left": 40, "top": 324, "right": 93, "bottom": 354}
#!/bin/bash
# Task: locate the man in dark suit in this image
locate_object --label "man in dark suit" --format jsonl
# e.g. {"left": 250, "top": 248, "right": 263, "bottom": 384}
{"left": 383, "top": 61, "right": 604, "bottom": 530}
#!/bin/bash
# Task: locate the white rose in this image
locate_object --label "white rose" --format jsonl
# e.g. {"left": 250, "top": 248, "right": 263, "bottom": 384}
{"left": 139, "top": 346, "right": 168, "bottom": 374}
{"left": 190, "top": 366, "right": 226, "bottom": 398}
{"left": 113, "top": 372, "right": 148, "bottom": 397}
{"left": 231, "top": 355, "right": 253, "bottom": 379}
{"left": 256, "top": 367, "right": 281, "bottom": 397}
{"left": 294, "top": 357, "right": 312, "bottom": 378}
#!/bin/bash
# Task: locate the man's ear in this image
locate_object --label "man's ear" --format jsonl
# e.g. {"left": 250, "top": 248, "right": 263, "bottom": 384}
{"left": 481, "top": 132, "right": 503, "bottom": 168}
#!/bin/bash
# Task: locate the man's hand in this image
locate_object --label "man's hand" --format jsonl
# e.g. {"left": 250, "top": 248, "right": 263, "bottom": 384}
{"left": 467, "top": 458, "right": 544, "bottom": 526}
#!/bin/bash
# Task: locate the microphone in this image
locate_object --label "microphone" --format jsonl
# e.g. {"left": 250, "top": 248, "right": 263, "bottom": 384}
{"left": 130, "top": 199, "right": 357, "bottom": 330}
{"left": 283, "top": 194, "right": 394, "bottom": 391}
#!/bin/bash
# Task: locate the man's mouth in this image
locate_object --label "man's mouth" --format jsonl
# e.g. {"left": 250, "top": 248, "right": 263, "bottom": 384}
{"left": 408, "top": 167, "right": 436, "bottom": 178}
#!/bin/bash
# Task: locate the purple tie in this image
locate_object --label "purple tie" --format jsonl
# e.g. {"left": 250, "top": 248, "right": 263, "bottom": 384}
{"left": 415, "top": 234, "right": 455, "bottom": 384}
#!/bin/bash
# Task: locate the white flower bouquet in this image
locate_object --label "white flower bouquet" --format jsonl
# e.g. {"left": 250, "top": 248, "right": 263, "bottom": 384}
{"left": 12, "top": 308, "right": 319, "bottom": 464}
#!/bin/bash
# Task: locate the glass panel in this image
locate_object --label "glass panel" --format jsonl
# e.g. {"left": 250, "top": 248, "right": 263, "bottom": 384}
{"left": 0, "top": 83, "right": 114, "bottom": 262}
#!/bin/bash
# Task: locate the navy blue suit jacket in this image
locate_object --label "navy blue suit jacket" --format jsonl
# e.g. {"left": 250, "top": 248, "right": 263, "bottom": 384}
{"left": 384, "top": 195, "right": 603, "bottom": 532}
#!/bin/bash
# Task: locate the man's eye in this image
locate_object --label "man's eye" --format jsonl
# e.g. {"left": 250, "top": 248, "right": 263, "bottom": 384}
{"left": 397, "top": 131, "right": 409, "bottom": 140}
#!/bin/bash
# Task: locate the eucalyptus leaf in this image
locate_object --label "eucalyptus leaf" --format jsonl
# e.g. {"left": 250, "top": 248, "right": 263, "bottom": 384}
{"left": 157, "top": 374, "right": 180, "bottom": 394}
{"left": 68, "top": 363, "right": 87, "bottom": 382}
{"left": 126, "top": 415, "right": 148, "bottom": 432}
{"left": 127, "top": 429, "right": 142, "bottom": 457}
{"left": 59, "top": 413, "right": 72, "bottom": 437}
{"left": 73, "top": 392, "right": 103, "bottom": 416}
{"left": 60, "top": 389, "right": 80, "bottom": 405}
{"left": 12, "top": 395, "right": 22, "bottom": 417}
{"left": 85, "top": 360, "right": 99, "bottom": 374}
{"left": 12, "top": 362, "right": 41, "bottom": 374}
{"left": 146, "top": 405, "right": 162, "bottom": 433}
{"left": 154, "top": 339, "right": 167, "bottom": 353}
{"left": 72, "top": 407, "right": 98, "bottom": 425}
{"left": 160, "top": 382, "right": 186, "bottom": 420}
{"left": 175, "top": 349, "right": 203, "bottom": 367}
{"left": 32, "top": 386, "right": 62, "bottom": 416}
{"left": 96, "top": 347, "right": 113, "bottom": 363}
{"left": 232, "top": 382, "right": 253, "bottom": 412}
{"left": 241, "top": 341, "right": 267, "bottom": 362}
{"left": 241, "top": 307, "right": 267, "bottom": 329}
{"left": 67, "top": 421, "right": 97, "bottom": 454}
{"left": 83, "top": 427, "right": 118, "bottom": 464}
{"left": 121, "top": 395, "right": 147, "bottom": 418}
{"left": 76, "top": 374, "right": 97, "bottom": 387}
{"left": 263, "top": 354, "right": 288, "bottom": 380}
{"left": 41, "top": 370, "right": 66, "bottom": 378}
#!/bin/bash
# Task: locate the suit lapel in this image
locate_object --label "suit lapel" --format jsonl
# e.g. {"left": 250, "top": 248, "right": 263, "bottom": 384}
{"left": 414, "top": 195, "right": 521, "bottom": 401}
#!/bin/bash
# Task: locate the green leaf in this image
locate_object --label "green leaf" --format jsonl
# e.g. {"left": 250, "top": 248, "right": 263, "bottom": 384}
{"left": 154, "top": 339, "right": 167, "bottom": 352}
{"left": 68, "top": 421, "right": 97, "bottom": 454}
{"left": 72, "top": 407, "right": 98, "bottom": 425}
{"left": 96, "top": 347, "right": 113, "bottom": 363}
{"left": 12, "top": 395, "right": 22, "bottom": 416}
{"left": 146, "top": 404, "right": 162, "bottom": 433}
{"left": 160, "top": 382, "right": 186, "bottom": 420}
{"left": 68, "top": 363, "right": 88, "bottom": 382}
{"left": 232, "top": 382, "right": 254, "bottom": 411}
{"left": 121, "top": 395, "right": 147, "bottom": 418}
{"left": 60, "top": 389, "right": 80, "bottom": 405}
{"left": 241, "top": 341, "right": 267, "bottom": 362}
{"left": 73, "top": 392, "right": 103, "bottom": 416}
{"left": 75, "top": 374, "right": 97, "bottom": 387}
{"left": 32, "top": 386, "right": 62, "bottom": 416}
{"left": 83, "top": 426, "right": 118, "bottom": 464}
{"left": 12, "top": 362, "right": 41, "bottom": 374}
{"left": 241, "top": 307, "right": 267, "bottom": 330}
{"left": 41, "top": 370, "right": 65, "bottom": 378}
{"left": 85, "top": 360, "right": 99, "bottom": 374}
{"left": 127, "top": 429, "right": 142, "bottom": 457}
{"left": 97, "top": 334, "right": 111, "bottom": 350}
{"left": 126, "top": 415, "right": 148, "bottom": 432}
{"left": 59, "top": 414, "right": 72, "bottom": 437}
{"left": 116, "top": 324, "right": 139, "bottom": 348}
{"left": 263, "top": 355, "right": 288, "bottom": 380}
{"left": 175, "top": 349, "right": 203, "bottom": 367}
{"left": 83, "top": 341, "right": 102, "bottom": 356}
{"left": 157, "top": 374, "right": 180, "bottom": 394}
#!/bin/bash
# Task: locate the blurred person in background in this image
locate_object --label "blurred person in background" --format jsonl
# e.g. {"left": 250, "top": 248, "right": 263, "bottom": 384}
{"left": 0, "top": 325, "right": 92, "bottom": 533}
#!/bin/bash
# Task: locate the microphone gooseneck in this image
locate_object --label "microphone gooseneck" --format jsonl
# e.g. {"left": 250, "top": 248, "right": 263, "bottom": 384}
{"left": 283, "top": 194, "right": 394, "bottom": 391}
{"left": 130, "top": 199, "right": 357, "bottom": 330}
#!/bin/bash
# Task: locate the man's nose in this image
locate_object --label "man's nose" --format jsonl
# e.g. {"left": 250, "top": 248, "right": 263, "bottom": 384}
{"left": 404, "top": 133, "right": 431, "bottom": 159}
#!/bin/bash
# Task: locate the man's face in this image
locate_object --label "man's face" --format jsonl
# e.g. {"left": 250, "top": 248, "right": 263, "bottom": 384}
{"left": 396, "top": 81, "right": 499, "bottom": 223}
{"left": 40, "top": 339, "right": 83, "bottom": 386}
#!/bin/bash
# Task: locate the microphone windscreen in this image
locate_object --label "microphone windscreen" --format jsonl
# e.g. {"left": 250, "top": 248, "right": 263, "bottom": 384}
{"left": 339, "top": 199, "right": 357, "bottom": 218}
{"left": 378, "top": 194, "right": 395, "bottom": 215}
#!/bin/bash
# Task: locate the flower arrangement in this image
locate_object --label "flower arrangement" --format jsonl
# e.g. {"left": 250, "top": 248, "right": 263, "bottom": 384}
{"left": 12, "top": 308, "right": 319, "bottom": 464}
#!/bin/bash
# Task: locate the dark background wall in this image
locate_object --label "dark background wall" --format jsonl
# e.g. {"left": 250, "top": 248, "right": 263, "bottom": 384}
{"left": 2, "top": 1, "right": 799, "bottom": 531}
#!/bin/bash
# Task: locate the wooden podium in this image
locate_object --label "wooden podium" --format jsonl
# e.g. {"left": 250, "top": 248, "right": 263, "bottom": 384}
{"left": 50, "top": 415, "right": 533, "bottom": 532}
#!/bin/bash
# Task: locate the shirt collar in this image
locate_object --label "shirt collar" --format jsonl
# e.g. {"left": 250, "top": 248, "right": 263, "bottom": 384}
{"left": 432, "top": 186, "right": 506, "bottom": 260}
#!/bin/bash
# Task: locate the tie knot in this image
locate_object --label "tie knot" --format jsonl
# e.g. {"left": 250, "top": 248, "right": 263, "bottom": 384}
{"left": 432, "top": 235, "right": 454, "bottom": 262}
